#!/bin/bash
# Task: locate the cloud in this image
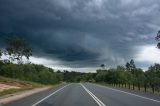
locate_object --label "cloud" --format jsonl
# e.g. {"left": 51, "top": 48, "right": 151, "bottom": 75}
{"left": 136, "top": 45, "right": 160, "bottom": 63}
{"left": 29, "top": 56, "right": 98, "bottom": 72}
{"left": 135, "top": 45, "right": 160, "bottom": 70}
{"left": 0, "top": 0, "right": 160, "bottom": 71}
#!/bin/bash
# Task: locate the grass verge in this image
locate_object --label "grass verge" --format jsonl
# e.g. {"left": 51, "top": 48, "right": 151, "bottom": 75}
{"left": 96, "top": 82, "right": 160, "bottom": 95}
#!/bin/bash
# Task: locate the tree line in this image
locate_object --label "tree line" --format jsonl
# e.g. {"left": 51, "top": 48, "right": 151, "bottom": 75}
{"left": 0, "top": 36, "right": 91, "bottom": 85}
{"left": 1, "top": 55, "right": 160, "bottom": 94}
{"left": 79, "top": 31, "right": 160, "bottom": 93}
{"left": 96, "top": 61, "right": 160, "bottom": 93}
{"left": 0, "top": 36, "right": 63, "bottom": 85}
{"left": 0, "top": 35, "right": 160, "bottom": 93}
{"left": 76, "top": 60, "right": 160, "bottom": 94}
{"left": 0, "top": 62, "right": 63, "bottom": 84}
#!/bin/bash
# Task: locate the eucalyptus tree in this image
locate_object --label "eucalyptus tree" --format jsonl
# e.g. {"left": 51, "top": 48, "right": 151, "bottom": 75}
{"left": 5, "top": 36, "right": 32, "bottom": 64}
{"left": 155, "top": 30, "right": 160, "bottom": 48}
{"left": 100, "top": 64, "right": 105, "bottom": 69}
{"left": 146, "top": 64, "right": 160, "bottom": 93}
{"left": 0, "top": 50, "right": 2, "bottom": 58}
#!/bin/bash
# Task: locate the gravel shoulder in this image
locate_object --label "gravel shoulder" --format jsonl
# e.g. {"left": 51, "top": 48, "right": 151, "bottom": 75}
{"left": 0, "top": 86, "right": 51, "bottom": 105}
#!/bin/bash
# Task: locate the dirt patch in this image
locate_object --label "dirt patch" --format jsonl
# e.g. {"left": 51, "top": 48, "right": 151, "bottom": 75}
{"left": 0, "top": 83, "right": 20, "bottom": 92}
{"left": 0, "top": 76, "right": 44, "bottom": 97}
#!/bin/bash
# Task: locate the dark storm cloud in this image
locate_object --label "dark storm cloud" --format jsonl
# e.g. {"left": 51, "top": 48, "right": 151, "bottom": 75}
{"left": 0, "top": 0, "right": 160, "bottom": 68}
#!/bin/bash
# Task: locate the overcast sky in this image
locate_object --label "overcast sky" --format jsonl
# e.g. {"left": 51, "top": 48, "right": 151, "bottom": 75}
{"left": 0, "top": 0, "right": 160, "bottom": 72}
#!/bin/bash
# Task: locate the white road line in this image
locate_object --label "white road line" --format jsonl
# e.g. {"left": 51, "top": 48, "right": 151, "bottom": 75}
{"left": 94, "top": 83, "right": 160, "bottom": 103}
{"left": 32, "top": 84, "right": 70, "bottom": 106}
{"left": 80, "top": 83, "right": 106, "bottom": 106}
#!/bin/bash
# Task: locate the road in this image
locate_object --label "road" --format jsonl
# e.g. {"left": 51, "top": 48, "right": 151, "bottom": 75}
{"left": 4, "top": 83, "right": 160, "bottom": 106}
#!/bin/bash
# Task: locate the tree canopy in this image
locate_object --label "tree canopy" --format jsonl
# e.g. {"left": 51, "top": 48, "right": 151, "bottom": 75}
{"left": 155, "top": 30, "right": 160, "bottom": 49}
{"left": 4, "top": 36, "right": 32, "bottom": 64}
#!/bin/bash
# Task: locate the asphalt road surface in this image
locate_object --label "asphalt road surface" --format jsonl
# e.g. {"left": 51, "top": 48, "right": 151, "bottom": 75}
{"left": 4, "top": 83, "right": 160, "bottom": 106}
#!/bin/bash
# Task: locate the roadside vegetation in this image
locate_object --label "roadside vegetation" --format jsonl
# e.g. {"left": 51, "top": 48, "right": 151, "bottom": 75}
{"left": 0, "top": 32, "right": 160, "bottom": 96}
{"left": 77, "top": 31, "right": 160, "bottom": 95}
{"left": 0, "top": 36, "right": 63, "bottom": 85}
{"left": 65, "top": 59, "right": 160, "bottom": 95}
{"left": 94, "top": 61, "right": 160, "bottom": 94}
{"left": 0, "top": 62, "right": 63, "bottom": 85}
{"left": 0, "top": 36, "right": 64, "bottom": 96}
{"left": 0, "top": 76, "right": 43, "bottom": 96}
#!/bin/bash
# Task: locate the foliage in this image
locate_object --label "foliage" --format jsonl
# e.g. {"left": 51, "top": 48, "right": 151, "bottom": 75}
{"left": 63, "top": 70, "right": 85, "bottom": 82}
{"left": 0, "top": 62, "right": 63, "bottom": 84}
{"left": 4, "top": 36, "right": 32, "bottom": 64}
{"left": 155, "top": 30, "right": 160, "bottom": 49}
{"left": 0, "top": 50, "right": 2, "bottom": 58}
{"left": 94, "top": 61, "right": 160, "bottom": 93}
{"left": 0, "top": 35, "right": 160, "bottom": 93}
{"left": 100, "top": 64, "right": 105, "bottom": 69}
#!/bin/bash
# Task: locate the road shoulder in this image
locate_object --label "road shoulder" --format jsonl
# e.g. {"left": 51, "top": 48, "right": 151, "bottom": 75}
{"left": 94, "top": 83, "right": 160, "bottom": 101}
{"left": 0, "top": 86, "right": 51, "bottom": 105}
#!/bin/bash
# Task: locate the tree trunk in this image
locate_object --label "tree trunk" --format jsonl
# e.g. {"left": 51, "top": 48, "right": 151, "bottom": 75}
{"left": 138, "top": 83, "right": 140, "bottom": 91}
{"left": 144, "top": 84, "right": 147, "bottom": 93}
{"left": 152, "top": 85, "right": 155, "bottom": 93}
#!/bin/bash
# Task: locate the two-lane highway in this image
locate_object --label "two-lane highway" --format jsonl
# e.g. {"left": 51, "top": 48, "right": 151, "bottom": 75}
{"left": 33, "top": 83, "right": 98, "bottom": 106}
{"left": 4, "top": 83, "right": 160, "bottom": 106}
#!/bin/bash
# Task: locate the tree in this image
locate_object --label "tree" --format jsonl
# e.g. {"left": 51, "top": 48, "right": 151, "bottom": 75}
{"left": 0, "top": 50, "right": 2, "bottom": 58}
{"left": 130, "top": 59, "right": 136, "bottom": 89}
{"left": 95, "top": 72, "right": 106, "bottom": 82}
{"left": 125, "top": 60, "right": 136, "bottom": 89}
{"left": 130, "top": 59, "right": 136, "bottom": 71}
{"left": 5, "top": 36, "right": 32, "bottom": 64}
{"left": 125, "top": 70, "right": 133, "bottom": 89}
{"left": 125, "top": 59, "right": 136, "bottom": 71}
{"left": 146, "top": 64, "right": 160, "bottom": 93}
{"left": 155, "top": 30, "right": 160, "bottom": 49}
{"left": 100, "top": 64, "right": 105, "bottom": 69}
{"left": 125, "top": 62, "right": 131, "bottom": 71}
{"left": 116, "top": 66, "right": 127, "bottom": 87}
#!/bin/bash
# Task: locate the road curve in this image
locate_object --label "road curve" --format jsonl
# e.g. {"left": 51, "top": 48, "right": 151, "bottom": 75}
{"left": 4, "top": 83, "right": 160, "bottom": 106}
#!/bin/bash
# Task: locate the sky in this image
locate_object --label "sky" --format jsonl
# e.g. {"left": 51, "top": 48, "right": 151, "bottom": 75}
{"left": 0, "top": 0, "right": 160, "bottom": 72}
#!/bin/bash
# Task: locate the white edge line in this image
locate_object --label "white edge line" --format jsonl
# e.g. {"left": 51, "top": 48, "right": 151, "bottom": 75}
{"left": 32, "top": 84, "right": 70, "bottom": 106}
{"left": 94, "top": 83, "right": 160, "bottom": 103}
{"left": 80, "top": 83, "right": 106, "bottom": 106}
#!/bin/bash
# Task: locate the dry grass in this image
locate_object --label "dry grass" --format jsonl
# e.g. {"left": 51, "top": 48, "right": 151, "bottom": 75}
{"left": 0, "top": 76, "right": 43, "bottom": 96}
{"left": 98, "top": 82, "right": 160, "bottom": 95}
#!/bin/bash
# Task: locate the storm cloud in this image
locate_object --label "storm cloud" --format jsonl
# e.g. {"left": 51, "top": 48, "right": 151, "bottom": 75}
{"left": 0, "top": 0, "right": 160, "bottom": 71}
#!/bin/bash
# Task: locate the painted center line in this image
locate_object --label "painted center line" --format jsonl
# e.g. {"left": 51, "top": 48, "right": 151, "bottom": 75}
{"left": 32, "top": 84, "right": 70, "bottom": 106}
{"left": 80, "top": 83, "right": 106, "bottom": 106}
